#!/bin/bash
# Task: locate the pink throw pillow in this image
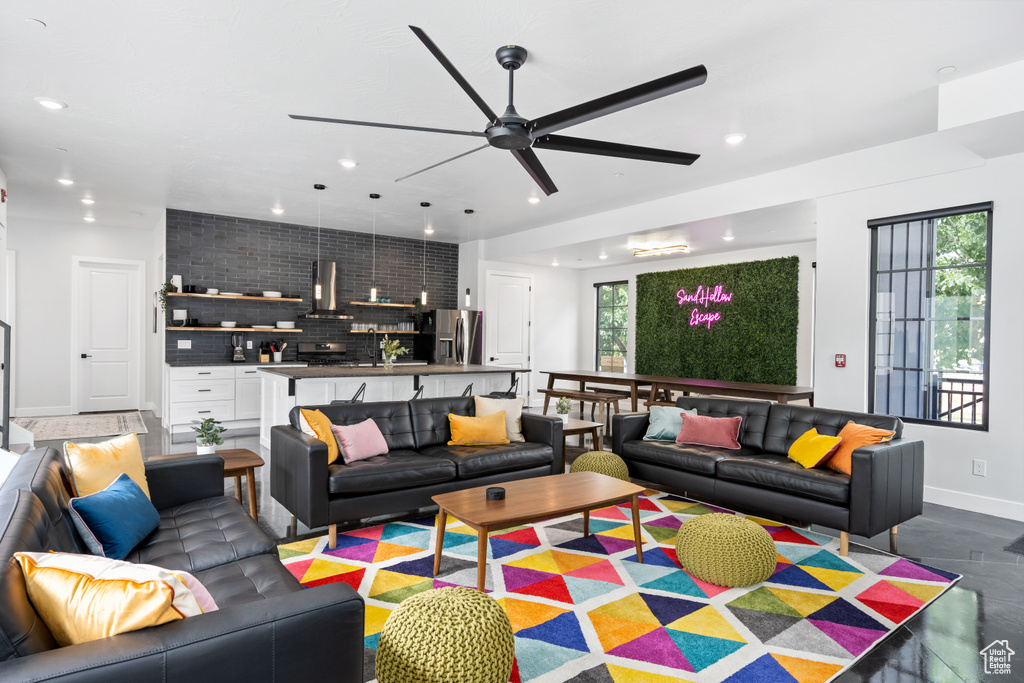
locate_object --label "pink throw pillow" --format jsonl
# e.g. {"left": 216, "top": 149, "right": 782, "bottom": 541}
{"left": 330, "top": 419, "right": 389, "bottom": 464}
{"left": 675, "top": 413, "right": 742, "bottom": 450}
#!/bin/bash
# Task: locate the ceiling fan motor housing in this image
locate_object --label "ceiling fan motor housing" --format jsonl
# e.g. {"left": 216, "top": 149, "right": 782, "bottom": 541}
{"left": 496, "top": 45, "right": 528, "bottom": 70}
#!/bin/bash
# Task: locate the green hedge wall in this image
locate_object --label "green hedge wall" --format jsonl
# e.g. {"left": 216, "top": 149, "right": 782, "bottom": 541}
{"left": 635, "top": 256, "right": 799, "bottom": 384}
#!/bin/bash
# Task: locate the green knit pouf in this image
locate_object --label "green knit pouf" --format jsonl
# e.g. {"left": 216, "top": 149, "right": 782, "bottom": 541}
{"left": 675, "top": 513, "right": 777, "bottom": 587}
{"left": 375, "top": 586, "right": 514, "bottom": 683}
{"left": 569, "top": 450, "right": 630, "bottom": 481}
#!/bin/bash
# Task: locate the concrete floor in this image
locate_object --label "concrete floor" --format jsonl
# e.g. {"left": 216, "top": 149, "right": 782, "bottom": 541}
{"left": 33, "top": 411, "right": 1024, "bottom": 683}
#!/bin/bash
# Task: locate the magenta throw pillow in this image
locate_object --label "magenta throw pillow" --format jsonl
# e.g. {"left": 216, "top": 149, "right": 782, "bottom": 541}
{"left": 330, "top": 419, "right": 389, "bottom": 464}
{"left": 675, "top": 413, "right": 742, "bottom": 450}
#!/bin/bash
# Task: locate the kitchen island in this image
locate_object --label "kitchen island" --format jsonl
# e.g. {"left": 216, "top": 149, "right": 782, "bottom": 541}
{"left": 258, "top": 364, "right": 529, "bottom": 447}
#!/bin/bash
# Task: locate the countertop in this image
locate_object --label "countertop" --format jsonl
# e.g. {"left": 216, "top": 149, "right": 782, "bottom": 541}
{"left": 165, "top": 360, "right": 428, "bottom": 368}
{"left": 259, "top": 364, "right": 530, "bottom": 379}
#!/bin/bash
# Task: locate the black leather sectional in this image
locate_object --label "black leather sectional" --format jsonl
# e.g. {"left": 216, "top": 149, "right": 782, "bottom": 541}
{"left": 271, "top": 396, "right": 563, "bottom": 543}
{"left": 613, "top": 397, "right": 925, "bottom": 554}
{"left": 0, "top": 448, "right": 363, "bottom": 682}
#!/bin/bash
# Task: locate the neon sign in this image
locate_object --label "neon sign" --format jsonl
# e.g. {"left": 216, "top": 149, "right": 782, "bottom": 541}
{"left": 676, "top": 285, "right": 733, "bottom": 328}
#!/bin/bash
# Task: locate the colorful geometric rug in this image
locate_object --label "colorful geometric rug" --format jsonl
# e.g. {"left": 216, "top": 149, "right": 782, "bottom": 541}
{"left": 278, "top": 490, "right": 960, "bottom": 682}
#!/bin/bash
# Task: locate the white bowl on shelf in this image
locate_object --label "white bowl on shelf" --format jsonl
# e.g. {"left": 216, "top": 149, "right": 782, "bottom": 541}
{"left": 205, "top": 288, "right": 219, "bottom": 295}
{"left": 262, "top": 291, "right": 282, "bottom": 298}
{"left": 253, "top": 324, "right": 274, "bottom": 329}
{"left": 276, "top": 321, "right": 295, "bottom": 329}
{"left": 220, "top": 321, "right": 237, "bottom": 328}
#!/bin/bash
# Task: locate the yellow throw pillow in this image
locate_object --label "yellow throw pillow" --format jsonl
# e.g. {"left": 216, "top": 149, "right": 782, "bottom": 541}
{"left": 448, "top": 411, "right": 510, "bottom": 446}
{"left": 787, "top": 428, "right": 843, "bottom": 469}
{"left": 474, "top": 396, "right": 526, "bottom": 442}
{"left": 15, "top": 551, "right": 214, "bottom": 646}
{"left": 64, "top": 433, "right": 150, "bottom": 499}
{"left": 299, "top": 408, "right": 341, "bottom": 465}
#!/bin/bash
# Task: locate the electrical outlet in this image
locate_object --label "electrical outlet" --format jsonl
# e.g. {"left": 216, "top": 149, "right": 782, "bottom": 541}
{"left": 972, "top": 459, "right": 987, "bottom": 476}
{"left": 177, "top": 339, "right": 191, "bottom": 350}
{"left": 246, "top": 341, "right": 253, "bottom": 349}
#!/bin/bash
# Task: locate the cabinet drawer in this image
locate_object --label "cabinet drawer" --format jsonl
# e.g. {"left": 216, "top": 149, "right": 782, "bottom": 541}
{"left": 170, "top": 400, "right": 234, "bottom": 424}
{"left": 169, "top": 367, "right": 234, "bottom": 381}
{"left": 171, "top": 379, "right": 235, "bottom": 402}
{"left": 234, "top": 364, "right": 302, "bottom": 378}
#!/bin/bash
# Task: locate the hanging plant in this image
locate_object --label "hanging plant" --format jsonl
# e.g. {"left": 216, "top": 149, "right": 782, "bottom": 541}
{"left": 157, "top": 282, "right": 175, "bottom": 314}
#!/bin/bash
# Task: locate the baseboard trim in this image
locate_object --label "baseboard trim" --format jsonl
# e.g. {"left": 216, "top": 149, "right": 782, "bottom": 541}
{"left": 13, "top": 406, "right": 74, "bottom": 418}
{"left": 924, "top": 485, "right": 1024, "bottom": 522}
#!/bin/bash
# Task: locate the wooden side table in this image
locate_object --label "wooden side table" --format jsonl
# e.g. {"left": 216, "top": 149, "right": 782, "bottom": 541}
{"left": 560, "top": 418, "right": 604, "bottom": 472}
{"left": 149, "top": 448, "right": 265, "bottom": 521}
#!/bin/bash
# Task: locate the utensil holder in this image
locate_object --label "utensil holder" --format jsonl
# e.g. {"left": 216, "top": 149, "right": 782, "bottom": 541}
{"left": 272, "top": 351, "right": 283, "bottom": 362}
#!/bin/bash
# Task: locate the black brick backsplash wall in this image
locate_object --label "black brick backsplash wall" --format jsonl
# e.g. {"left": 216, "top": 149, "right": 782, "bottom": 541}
{"left": 165, "top": 209, "right": 458, "bottom": 364}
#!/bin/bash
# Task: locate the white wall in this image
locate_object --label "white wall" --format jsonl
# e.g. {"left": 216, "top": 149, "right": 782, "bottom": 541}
{"left": 469, "top": 258, "right": 582, "bottom": 407}
{"left": 146, "top": 212, "right": 167, "bottom": 413}
{"left": 8, "top": 219, "right": 160, "bottom": 416}
{"left": 575, "top": 242, "right": 817, "bottom": 386}
{"left": 816, "top": 152, "right": 1024, "bottom": 520}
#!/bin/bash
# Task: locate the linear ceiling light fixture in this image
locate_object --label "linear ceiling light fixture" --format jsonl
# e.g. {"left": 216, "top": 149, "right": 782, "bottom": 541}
{"left": 420, "top": 202, "right": 430, "bottom": 306}
{"left": 633, "top": 245, "right": 689, "bottom": 257}
{"left": 369, "top": 193, "right": 380, "bottom": 302}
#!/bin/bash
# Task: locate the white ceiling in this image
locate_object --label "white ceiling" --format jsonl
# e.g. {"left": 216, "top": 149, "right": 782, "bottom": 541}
{"left": 2, "top": 1, "right": 1023, "bottom": 253}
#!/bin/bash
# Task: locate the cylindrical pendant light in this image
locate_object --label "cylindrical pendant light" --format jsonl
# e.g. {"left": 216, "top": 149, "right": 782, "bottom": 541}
{"left": 420, "top": 202, "right": 430, "bottom": 306}
{"left": 464, "top": 209, "right": 474, "bottom": 307}
{"left": 313, "top": 184, "right": 326, "bottom": 301}
{"left": 369, "top": 193, "right": 380, "bottom": 302}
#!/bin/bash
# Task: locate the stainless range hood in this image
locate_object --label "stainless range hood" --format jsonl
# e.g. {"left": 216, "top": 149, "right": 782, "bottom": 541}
{"left": 299, "top": 260, "right": 353, "bottom": 319}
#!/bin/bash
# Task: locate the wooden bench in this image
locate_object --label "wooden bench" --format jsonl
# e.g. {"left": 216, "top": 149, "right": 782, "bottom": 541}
{"left": 538, "top": 388, "right": 622, "bottom": 432}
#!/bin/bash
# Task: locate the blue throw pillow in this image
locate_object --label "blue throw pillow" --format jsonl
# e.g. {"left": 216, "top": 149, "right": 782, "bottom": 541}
{"left": 69, "top": 473, "right": 160, "bottom": 560}
{"left": 643, "top": 406, "right": 698, "bottom": 441}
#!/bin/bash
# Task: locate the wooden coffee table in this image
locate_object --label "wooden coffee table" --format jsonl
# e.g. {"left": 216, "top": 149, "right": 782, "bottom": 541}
{"left": 432, "top": 472, "right": 646, "bottom": 591}
{"left": 149, "top": 448, "right": 265, "bottom": 521}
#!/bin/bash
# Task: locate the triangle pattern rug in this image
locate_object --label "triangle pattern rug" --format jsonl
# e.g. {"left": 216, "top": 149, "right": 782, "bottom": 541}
{"left": 279, "top": 490, "right": 959, "bottom": 683}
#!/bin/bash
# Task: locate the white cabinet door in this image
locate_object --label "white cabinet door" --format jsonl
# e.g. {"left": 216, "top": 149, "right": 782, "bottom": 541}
{"left": 235, "top": 377, "right": 261, "bottom": 420}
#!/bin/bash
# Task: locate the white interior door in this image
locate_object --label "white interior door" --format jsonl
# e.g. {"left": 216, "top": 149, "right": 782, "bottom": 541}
{"left": 485, "top": 272, "right": 531, "bottom": 401}
{"left": 76, "top": 259, "right": 142, "bottom": 412}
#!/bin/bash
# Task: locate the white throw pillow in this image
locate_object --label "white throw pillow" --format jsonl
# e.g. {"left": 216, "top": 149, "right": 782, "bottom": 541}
{"left": 474, "top": 396, "right": 526, "bottom": 443}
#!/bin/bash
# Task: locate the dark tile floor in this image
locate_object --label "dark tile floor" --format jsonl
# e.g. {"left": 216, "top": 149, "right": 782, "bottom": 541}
{"left": 35, "top": 411, "right": 1024, "bottom": 683}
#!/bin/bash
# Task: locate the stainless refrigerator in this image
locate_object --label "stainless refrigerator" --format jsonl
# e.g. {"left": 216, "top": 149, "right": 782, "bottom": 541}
{"left": 416, "top": 309, "right": 483, "bottom": 365}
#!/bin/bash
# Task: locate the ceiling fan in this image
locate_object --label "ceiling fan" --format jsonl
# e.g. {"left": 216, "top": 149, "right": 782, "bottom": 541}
{"left": 290, "top": 26, "right": 707, "bottom": 196}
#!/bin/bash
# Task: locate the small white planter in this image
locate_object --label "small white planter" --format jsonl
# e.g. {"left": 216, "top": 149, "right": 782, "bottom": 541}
{"left": 557, "top": 413, "right": 570, "bottom": 423}
{"left": 196, "top": 444, "right": 217, "bottom": 455}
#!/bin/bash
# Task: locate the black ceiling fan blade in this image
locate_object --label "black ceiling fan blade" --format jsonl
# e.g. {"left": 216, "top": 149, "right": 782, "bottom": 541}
{"left": 510, "top": 147, "right": 558, "bottom": 196}
{"left": 534, "top": 134, "right": 699, "bottom": 165}
{"left": 395, "top": 144, "right": 490, "bottom": 183}
{"left": 409, "top": 25, "right": 500, "bottom": 124}
{"left": 529, "top": 64, "right": 708, "bottom": 137}
{"left": 288, "top": 114, "right": 485, "bottom": 138}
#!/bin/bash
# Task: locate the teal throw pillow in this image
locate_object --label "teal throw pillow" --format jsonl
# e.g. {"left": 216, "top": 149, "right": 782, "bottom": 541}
{"left": 644, "top": 406, "right": 698, "bottom": 441}
{"left": 69, "top": 473, "right": 160, "bottom": 560}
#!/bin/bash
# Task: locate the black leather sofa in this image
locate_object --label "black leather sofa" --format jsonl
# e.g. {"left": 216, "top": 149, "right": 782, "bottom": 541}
{"left": 271, "top": 396, "right": 562, "bottom": 547}
{"left": 0, "top": 448, "right": 364, "bottom": 682}
{"left": 613, "top": 397, "right": 924, "bottom": 555}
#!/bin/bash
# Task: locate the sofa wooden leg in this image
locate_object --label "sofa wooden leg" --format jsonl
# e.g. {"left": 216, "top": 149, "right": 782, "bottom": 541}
{"left": 328, "top": 524, "right": 337, "bottom": 550}
{"left": 839, "top": 531, "right": 849, "bottom": 556}
{"left": 889, "top": 526, "right": 898, "bottom": 554}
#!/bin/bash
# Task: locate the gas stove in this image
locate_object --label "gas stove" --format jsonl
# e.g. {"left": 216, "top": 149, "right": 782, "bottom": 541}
{"left": 305, "top": 358, "right": 361, "bottom": 367}
{"left": 296, "top": 342, "right": 354, "bottom": 366}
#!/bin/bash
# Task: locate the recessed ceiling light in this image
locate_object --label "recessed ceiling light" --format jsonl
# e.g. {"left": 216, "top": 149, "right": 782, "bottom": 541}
{"left": 723, "top": 235, "right": 735, "bottom": 241}
{"left": 551, "top": 260, "right": 559, "bottom": 266}
{"left": 724, "top": 133, "right": 747, "bottom": 145}
{"left": 35, "top": 97, "right": 67, "bottom": 110}
{"left": 338, "top": 159, "right": 358, "bottom": 169}
{"left": 25, "top": 18, "right": 47, "bottom": 28}
{"left": 57, "top": 178, "right": 74, "bottom": 186}
{"left": 83, "top": 216, "right": 95, "bottom": 223}
{"left": 424, "top": 227, "right": 435, "bottom": 235}
{"left": 634, "top": 245, "right": 689, "bottom": 257}
{"left": 271, "top": 207, "right": 284, "bottom": 215}
{"left": 937, "top": 66, "right": 956, "bottom": 76}
{"left": 613, "top": 173, "right": 624, "bottom": 178}
{"left": 81, "top": 198, "right": 94, "bottom": 205}
{"left": 599, "top": 254, "right": 608, "bottom": 260}
{"left": 528, "top": 197, "right": 541, "bottom": 204}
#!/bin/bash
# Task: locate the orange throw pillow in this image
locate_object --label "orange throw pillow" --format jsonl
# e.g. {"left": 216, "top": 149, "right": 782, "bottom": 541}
{"left": 827, "top": 421, "right": 896, "bottom": 474}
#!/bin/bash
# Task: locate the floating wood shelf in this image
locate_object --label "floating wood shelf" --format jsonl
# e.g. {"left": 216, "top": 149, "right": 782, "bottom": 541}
{"left": 167, "top": 293, "right": 303, "bottom": 302}
{"left": 166, "top": 327, "right": 303, "bottom": 332}
{"left": 345, "top": 301, "right": 416, "bottom": 308}
{"left": 348, "top": 330, "right": 420, "bottom": 334}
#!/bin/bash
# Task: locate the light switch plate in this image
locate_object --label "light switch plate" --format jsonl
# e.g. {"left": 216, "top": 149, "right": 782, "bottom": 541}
{"left": 177, "top": 339, "right": 191, "bottom": 350}
{"left": 247, "top": 341, "right": 253, "bottom": 349}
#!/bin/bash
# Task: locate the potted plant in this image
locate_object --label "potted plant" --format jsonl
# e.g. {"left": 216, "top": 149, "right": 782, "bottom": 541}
{"left": 156, "top": 281, "right": 175, "bottom": 317}
{"left": 191, "top": 417, "right": 226, "bottom": 454}
{"left": 381, "top": 334, "right": 409, "bottom": 371}
{"left": 412, "top": 299, "right": 424, "bottom": 330}
{"left": 555, "top": 397, "right": 573, "bottom": 423}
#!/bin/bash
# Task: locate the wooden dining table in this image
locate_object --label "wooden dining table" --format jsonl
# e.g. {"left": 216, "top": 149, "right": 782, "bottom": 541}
{"left": 540, "top": 369, "right": 813, "bottom": 411}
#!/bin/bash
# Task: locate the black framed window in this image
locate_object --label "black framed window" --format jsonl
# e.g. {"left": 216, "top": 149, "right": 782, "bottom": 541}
{"left": 868, "top": 202, "right": 992, "bottom": 430}
{"left": 596, "top": 281, "right": 628, "bottom": 372}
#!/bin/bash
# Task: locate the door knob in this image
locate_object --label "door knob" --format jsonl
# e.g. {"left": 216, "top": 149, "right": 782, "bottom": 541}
{"left": 81, "top": 354, "right": 92, "bottom": 358}
{"left": 490, "top": 357, "right": 497, "bottom": 361}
